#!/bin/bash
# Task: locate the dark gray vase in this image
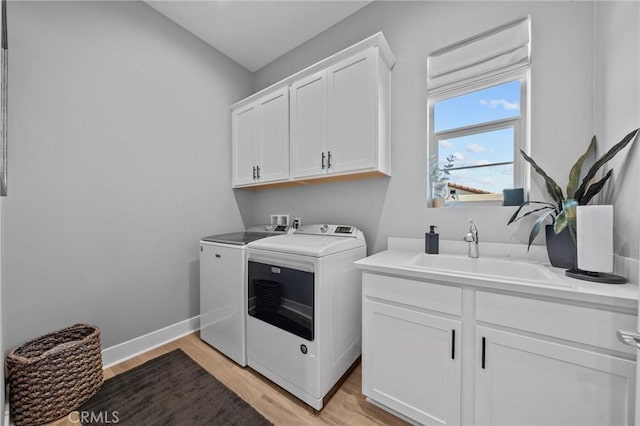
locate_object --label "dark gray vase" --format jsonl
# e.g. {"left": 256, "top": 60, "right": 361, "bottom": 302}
{"left": 545, "top": 225, "right": 576, "bottom": 269}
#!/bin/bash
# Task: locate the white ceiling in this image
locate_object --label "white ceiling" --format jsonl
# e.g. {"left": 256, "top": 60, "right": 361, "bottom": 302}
{"left": 145, "top": 1, "right": 372, "bottom": 72}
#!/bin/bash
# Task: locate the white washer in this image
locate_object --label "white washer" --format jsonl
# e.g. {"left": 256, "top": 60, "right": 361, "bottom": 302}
{"left": 246, "top": 224, "right": 366, "bottom": 409}
{"left": 199, "top": 224, "right": 288, "bottom": 366}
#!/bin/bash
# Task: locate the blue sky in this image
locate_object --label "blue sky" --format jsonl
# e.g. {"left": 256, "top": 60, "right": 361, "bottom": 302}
{"left": 434, "top": 80, "right": 520, "bottom": 193}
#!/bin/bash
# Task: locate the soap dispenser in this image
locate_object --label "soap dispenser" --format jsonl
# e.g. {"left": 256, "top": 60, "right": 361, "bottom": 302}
{"left": 425, "top": 226, "right": 439, "bottom": 254}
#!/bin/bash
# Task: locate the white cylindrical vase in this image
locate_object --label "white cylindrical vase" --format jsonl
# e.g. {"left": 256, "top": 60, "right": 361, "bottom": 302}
{"left": 576, "top": 205, "right": 613, "bottom": 273}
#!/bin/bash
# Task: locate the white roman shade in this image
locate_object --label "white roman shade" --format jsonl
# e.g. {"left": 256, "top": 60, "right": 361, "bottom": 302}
{"left": 427, "top": 16, "right": 531, "bottom": 93}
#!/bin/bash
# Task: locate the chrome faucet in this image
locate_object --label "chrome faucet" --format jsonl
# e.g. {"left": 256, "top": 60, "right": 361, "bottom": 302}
{"left": 463, "top": 219, "right": 479, "bottom": 258}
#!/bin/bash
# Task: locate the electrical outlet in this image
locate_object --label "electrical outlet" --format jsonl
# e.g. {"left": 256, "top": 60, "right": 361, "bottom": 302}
{"left": 270, "top": 214, "right": 289, "bottom": 226}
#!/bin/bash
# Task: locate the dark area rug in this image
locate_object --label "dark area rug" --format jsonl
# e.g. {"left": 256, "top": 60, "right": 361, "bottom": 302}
{"left": 79, "top": 349, "right": 272, "bottom": 425}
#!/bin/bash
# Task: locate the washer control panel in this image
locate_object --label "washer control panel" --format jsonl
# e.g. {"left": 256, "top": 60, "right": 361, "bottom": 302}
{"left": 335, "top": 226, "right": 354, "bottom": 234}
{"left": 259, "top": 224, "right": 290, "bottom": 233}
{"left": 296, "top": 224, "right": 358, "bottom": 237}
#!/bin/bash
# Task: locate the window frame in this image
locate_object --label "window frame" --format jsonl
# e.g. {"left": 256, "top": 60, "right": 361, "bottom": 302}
{"left": 428, "top": 69, "right": 530, "bottom": 205}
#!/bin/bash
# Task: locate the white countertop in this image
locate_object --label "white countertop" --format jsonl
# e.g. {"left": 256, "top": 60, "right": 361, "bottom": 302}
{"left": 354, "top": 238, "right": 639, "bottom": 311}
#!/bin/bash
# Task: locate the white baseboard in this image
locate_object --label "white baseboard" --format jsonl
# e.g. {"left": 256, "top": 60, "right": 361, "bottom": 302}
{"left": 365, "top": 397, "right": 419, "bottom": 426}
{"left": 101, "top": 316, "right": 200, "bottom": 369}
{"left": 2, "top": 318, "right": 201, "bottom": 424}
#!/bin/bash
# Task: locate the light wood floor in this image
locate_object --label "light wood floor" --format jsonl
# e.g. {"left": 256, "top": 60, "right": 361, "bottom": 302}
{"left": 49, "top": 333, "right": 407, "bottom": 425}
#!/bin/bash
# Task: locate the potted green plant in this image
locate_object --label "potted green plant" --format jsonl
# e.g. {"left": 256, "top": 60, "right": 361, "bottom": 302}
{"left": 507, "top": 128, "right": 639, "bottom": 268}
{"left": 430, "top": 154, "right": 456, "bottom": 207}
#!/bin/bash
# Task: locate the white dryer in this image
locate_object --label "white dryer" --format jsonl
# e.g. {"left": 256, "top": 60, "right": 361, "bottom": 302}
{"left": 246, "top": 224, "right": 366, "bottom": 409}
{"left": 199, "top": 224, "right": 288, "bottom": 366}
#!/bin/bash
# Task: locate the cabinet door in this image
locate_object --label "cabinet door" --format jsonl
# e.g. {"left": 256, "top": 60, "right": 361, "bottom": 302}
{"left": 327, "top": 47, "right": 375, "bottom": 174}
{"left": 258, "top": 88, "right": 289, "bottom": 183}
{"left": 200, "top": 244, "right": 246, "bottom": 366}
{"left": 363, "top": 299, "right": 461, "bottom": 425}
{"left": 232, "top": 104, "right": 260, "bottom": 186}
{"left": 290, "top": 70, "right": 327, "bottom": 178}
{"left": 475, "top": 326, "right": 636, "bottom": 426}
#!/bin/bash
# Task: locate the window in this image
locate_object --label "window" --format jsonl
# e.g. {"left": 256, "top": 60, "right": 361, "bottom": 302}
{"left": 427, "top": 16, "right": 531, "bottom": 206}
{"left": 432, "top": 79, "right": 525, "bottom": 199}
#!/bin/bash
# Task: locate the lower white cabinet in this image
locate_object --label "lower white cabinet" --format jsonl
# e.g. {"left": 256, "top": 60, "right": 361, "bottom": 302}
{"left": 475, "top": 326, "right": 635, "bottom": 426}
{"left": 363, "top": 299, "right": 461, "bottom": 425}
{"left": 361, "top": 272, "right": 637, "bottom": 426}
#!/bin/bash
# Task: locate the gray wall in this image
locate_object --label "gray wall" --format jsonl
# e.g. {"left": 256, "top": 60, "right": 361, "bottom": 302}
{"left": 251, "top": 1, "right": 598, "bottom": 254}
{"left": 594, "top": 1, "right": 640, "bottom": 259}
{"left": 3, "top": 1, "right": 253, "bottom": 350}
{"left": 0, "top": 203, "right": 4, "bottom": 423}
{"left": 3, "top": 0, "right": 637, "bottom": 356}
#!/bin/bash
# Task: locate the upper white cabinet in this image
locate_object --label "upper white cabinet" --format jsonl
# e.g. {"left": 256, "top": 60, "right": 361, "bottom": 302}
{"left": 232, "top": 103, "right": 260, "bottom": 186}
{"left": 291, "top": 46, "right": 388, "bottom": 179}
{"left": 259, "top": 89, "right": 290, "bottom": 183}
{"left": 326, "top": 48, "right": 377, "bottom": 175}
{"left": 232, "top": 88, "right": 289, "bottom": 187}
{"left": 290, "top": 70, "right": 327, "bottom": 178}
{"left": 231, "top": 33, "right": 395, "bottom": 189}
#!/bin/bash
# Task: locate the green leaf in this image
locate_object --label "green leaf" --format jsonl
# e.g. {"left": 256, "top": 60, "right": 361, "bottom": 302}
{"left": 528, "top": 209, "right": 556, "bottom": 251}
{"left": 520, "top": 150, "right": 565, "bottom": 207}
{"left": 509, "top": 206, "right": 555, "bottom": 225}
{"left": 567, "top": 219, "right": 577, "bottom": 244}
{"left": 554, "top": 210, "right": 567, "bottom": 234}
{"left": 507, "top": 201, "right": 557, "bottom": 225}
{"left": 562, "top": 198, "right": 578, "bottom": 212}
{"left": 574, "top": 128, "right": 639, "bottom": 202}
{"left": 557, "top": 199, "right": 578, "bottom": 242}
{"left": 566, "top": 136, "right": 595, "bottom": 199}
{"left": 580, "top": 169, "right": 613, "bottom": 205}
{"left": 554, "top": 199, "right": 578, "bottom": 243}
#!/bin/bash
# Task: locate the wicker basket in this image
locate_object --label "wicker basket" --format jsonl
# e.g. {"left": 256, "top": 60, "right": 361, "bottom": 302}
{"left": 6, "top": 324, "right": 104, "bottom": 426}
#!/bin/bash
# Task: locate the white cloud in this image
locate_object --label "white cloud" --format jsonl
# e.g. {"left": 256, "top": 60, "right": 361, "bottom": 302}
{"left": 479, "top": 177, "right": 497, "bottom": 184}
{"left": 466, "top": 143, "right": 485, "bottom": 153}
{"left": 475, "top": 160, "right": 491, "bottom": 166}
{"left": 479, "top": 99, "right": 519, "bottom": 111}
{"left": 452, "top": 152, "right": 464, "bottom": 161}
{"left": 439, "top": 139, "right": 453, "bottom": 149}
{"left": 499, "top": 164, "right": 514, "bottom": 175}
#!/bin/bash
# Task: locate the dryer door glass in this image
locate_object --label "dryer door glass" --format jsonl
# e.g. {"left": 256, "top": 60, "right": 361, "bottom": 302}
{"left": 248, "top": 261, "right": 314, "bottom": 341}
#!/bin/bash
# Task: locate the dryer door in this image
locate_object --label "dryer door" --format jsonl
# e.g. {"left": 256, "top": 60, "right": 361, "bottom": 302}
{"left": 248, "top": 260, "right": 314, "bottom": 341}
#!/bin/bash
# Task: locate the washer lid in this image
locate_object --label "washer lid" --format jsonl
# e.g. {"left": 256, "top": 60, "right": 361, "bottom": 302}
{"left": 247, "top": 233, "right": 365, "bottom": 257}
{"left": 201, "top": 231, "right": 273, "bottom": 245}
{"left": 201, "top": 224, "right": 290, "bottom": 245}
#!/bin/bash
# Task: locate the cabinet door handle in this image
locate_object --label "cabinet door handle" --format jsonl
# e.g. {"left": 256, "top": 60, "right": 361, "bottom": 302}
{"left": 481, "top": 337, "right": 486, "bottom": 369}
{"left": 451, "top": 329, "right": 455, "bottom": 360}
{"left": 252, "top": 166, "right": 256, "bottom": 180}
{"left": 321, "top": 152, "right": 326, "bottom": 169}
{"left": 617, "top": 329, "right": 640, "bottom": 349}
{"left": 256, "top": 165, "right": 261, "bottom": 179}
{"left": 328, "top": 151, "right": 333, "bottom": 169}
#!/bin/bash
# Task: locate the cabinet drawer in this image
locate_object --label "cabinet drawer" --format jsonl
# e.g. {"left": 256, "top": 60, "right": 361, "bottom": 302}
{"left": 476, "top": 292, "right": 636, "bottom": 355}
{"left": 363, "top": 272, "right": 461, "bottom": 316}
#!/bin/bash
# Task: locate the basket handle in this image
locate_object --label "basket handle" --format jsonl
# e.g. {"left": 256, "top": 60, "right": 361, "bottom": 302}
{"left": 6, "top": 324, "right": 100, "bottom": 366}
